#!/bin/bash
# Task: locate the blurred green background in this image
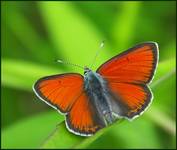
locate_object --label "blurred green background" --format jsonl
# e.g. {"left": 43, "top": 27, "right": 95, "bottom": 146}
{"left": 1, "top": 1, "right": 176, "bottom": 149}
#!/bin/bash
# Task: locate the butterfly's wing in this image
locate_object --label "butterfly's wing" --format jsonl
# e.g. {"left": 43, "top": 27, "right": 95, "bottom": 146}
{"left": 97, "top": 42, "right": 158, "bottom": 119}
{"left": 33, "top": 73, "right": 105, "bottom": 136}
{"left": 66, "top": 92, "right": 105, "bottom": 136}
{"left": 33, "top": 73, "right": 84, "bottom": 113}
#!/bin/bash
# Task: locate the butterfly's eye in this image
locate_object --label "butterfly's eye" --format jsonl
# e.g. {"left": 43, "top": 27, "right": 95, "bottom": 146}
{"left": 84, "top": 67, "right": 91, "bottom": 74}
{"left": 84, "top": 70, "right": 90, "bottom": 74}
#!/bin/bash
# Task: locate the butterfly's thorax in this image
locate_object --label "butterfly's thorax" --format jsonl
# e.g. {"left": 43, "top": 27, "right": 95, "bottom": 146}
{"left": 84, "top": 69, "right": 115, "bottom": 125}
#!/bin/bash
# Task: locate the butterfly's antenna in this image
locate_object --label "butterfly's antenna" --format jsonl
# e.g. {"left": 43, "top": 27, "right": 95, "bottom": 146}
{"left": 90, "top": 40, "right": 105, "bottom": 69}
{"left": 55, "top": 59, "right": 85, "bottom": 70}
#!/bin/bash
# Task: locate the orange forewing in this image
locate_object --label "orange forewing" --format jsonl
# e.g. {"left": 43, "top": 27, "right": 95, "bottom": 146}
{"left": 97, "top": 43, "right": 158, "bottom": 84}
{"left": 33, "top": 73, "right": 84, "bottom": 113}
{"left": 66, "top": 92, "right": 105, "bottom": 135}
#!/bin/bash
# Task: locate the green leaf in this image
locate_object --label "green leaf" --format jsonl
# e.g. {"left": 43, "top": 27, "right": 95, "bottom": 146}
{"left": 112, "top": 2, "right": 141, "bottom": 49}
{"left": 152, "top": 57, "right": 175, "bottom": 82}
{"left": 146, "top": 58, "right": 176, "bottom": 136}
{"left": 2, "top": 59, "right": 62, "bottom": 91}
{"left": 38, "top": 2, "right": 113, "bottom": 72}
{"left": 41, "top": 119, "right": 124, "bottom": 149}
{"left": 2, "top": 4, "right": 57, "bottom": 62}
{"left": 159, "top": 40, "right": 176, "bottom": 61}
{"left": 149, "top": 58, "right": 176, "bottom": 118}
{"left": 40, "top": 122, "right": 83, "bottom": 148}
{"left": 74, "top": 120, "right": 124, "bottom": 149}
{"left": 88, "top": 117, "right": 163, "bottom": 149}
{"left": 1, "top": 111, "right": 64, "bottom": 149}
{"left": 146, "top": 107, "right": 176, "bottom": 136}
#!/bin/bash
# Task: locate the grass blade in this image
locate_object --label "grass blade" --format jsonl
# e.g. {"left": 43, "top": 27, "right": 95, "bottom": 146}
{"left": 2, "top": 111, "right": 64, "bottom": 149}
{"left": 112, "top": 2, "right": 141, "bottom": 49}
{"left": 2, "top": 59, "right": 61, "bottom": 91}
{"left": 3, "top": 4, "right": 56, "bottom": 62}
{"left": 38, "top": 2, "right": 112, "bottom": 72}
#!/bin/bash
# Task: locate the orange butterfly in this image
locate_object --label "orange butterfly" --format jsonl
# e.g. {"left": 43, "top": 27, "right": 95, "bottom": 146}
{"left": 33, "top": 42, "right": 159, "bottom": 136}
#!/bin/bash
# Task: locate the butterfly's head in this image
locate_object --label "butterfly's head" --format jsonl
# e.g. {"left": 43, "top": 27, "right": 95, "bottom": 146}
{"left": 84, "top": 66, "right": 91, "bottom": 74}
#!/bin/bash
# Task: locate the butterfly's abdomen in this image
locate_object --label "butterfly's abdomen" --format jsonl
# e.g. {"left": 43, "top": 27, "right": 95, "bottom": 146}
{"left": 84, "top": 71, "right": 116, "bottom": 125}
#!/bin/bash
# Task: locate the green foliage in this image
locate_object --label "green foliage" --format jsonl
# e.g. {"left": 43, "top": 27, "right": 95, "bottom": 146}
{"left": 2, "top": 1, "right": 176, "bottom": 149}
{"left": 2, "top": 111, "right": 64, "bottom": 149}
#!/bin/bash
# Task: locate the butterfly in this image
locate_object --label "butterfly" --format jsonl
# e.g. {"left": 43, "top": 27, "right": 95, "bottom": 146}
{"left": 33, "top": 42, "right": 159, "bottom": 136}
